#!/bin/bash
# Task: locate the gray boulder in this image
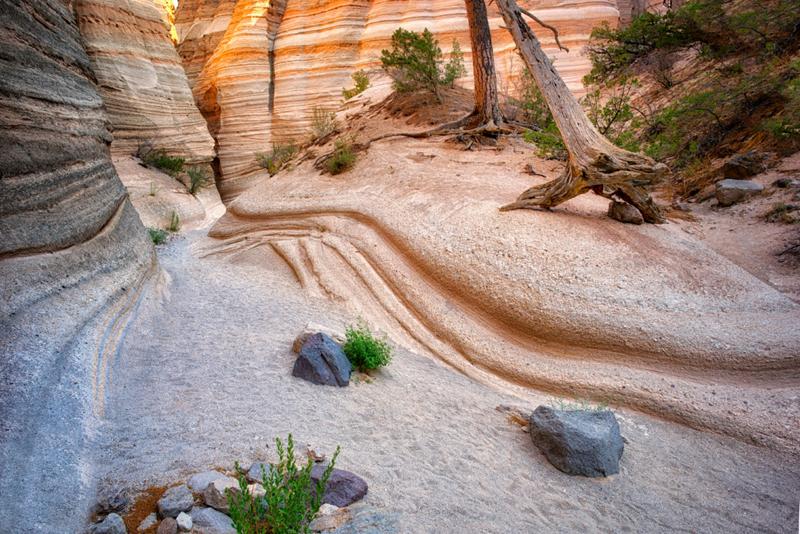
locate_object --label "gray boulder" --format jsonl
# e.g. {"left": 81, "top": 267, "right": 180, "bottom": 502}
{"left": 93, "top": 513, "right": 127, "bottom": 534}
{"left": 716, "top": 179, "right": 763, "bottom": 206}
{"left": 203, "top": 477, "right": 239, "bottom": 514}
{"left": 607, "top": 201, "right": 644, "bottom": 225}
{"left": 188, "top": 471, "right": 227, "bottom": 493}
{"left": 723, "top": 151, "right": 765, "bottom": 179}
{"left": 190, "top": 507, "right": 236, "bottom": 534}
{"left": 529, "top": 405, "right": 624, "bottom": 478}
{"left": 157, "top": 485, "right": 194, "bottom": 518}
{"left": 292, "top": 333, "right": 353, "bottom": 387}
{"left": 310, "top": 465, "right": 368, "bottom": 507}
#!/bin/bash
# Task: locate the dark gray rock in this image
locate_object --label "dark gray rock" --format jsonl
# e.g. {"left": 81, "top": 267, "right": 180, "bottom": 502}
{"left": 203, "top": 477, "right": 239, "bottom": 514}
{"left": 292, "top": 333, "right": 353, "bottom": 387}
{"left": 529, "top": 405, "right": 624, "bottom": 478}
{"left": 773, "top": 177, "right": 795, "bottom": 188}
{"left": 310, "top": 465, "right": 368, "bottom": 507}
{"left": 246, "top": 462, "right": 278, "bottom": 484}
{"left": 157, "top": 485, "right": 194, "bottom": 518}
{"left": 190, "top": 507, "right": 236, "bottom": 534}
{"left": 93, "top": 513, "right": 127, "bottom": 534}
{"left": 156, "top": 517, "right": 177, "bottom": 534}
{"left": 94, "top": 483, "right": 128, "bottom": 514}
{"left": 723, "top": 151, "right": 765, "bottom": 179}
{"left": 716, "top": 179, "right": 763, "bottom": 206}
{"left": 607, "top": 201, "right": 644, "bottom": 225}
{"left": 188, "top": 471, "right": 227, "bottom": 493}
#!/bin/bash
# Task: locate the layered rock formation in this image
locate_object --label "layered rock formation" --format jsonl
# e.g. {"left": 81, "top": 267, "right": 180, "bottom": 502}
{"left": 74, "top": 0, "right": 215, "bottom": 163}
{"left": 175, "top": 0, "right": 621, "bottom": 202}
{"left": 0, "top": 1, "right": 156, "bottom": 530}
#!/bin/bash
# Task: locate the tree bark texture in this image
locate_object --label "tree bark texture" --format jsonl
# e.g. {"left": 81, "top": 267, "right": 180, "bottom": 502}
{"left": 495, "top": 0, "right": 667, "bottom": 223}
{"left": 465, "top": 0, "right": 504, "bottom": 125}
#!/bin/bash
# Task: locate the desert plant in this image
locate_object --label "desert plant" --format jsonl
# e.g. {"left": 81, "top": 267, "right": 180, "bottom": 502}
{"left": 227, "top": 434, "right": 340, "bottom": 534}
{"left": 343, "top": 317, "right": 393, "bottom": 372}
{"left": 342, "top": 70, "right": 370, "bottom": 100}
{"left": 167, "top": 210, "right": 180, "bottom": 232}
{"left": 380, "top": 28, "right": 466, "bottom": 103}
{"left": 149, "top": 181, "right": 157, "bottom": 196}
{"left": 326, "top": 138, "right": 357, "bottom": 175}
{"left": 255, "top": 140, "right": 298, "bottom": 176}
{"left": 547, "top": 393, "right": 621, "bottom": 412}
{"left": 762, "top": 203, "right": 799, "bottom": 224}
{"left": 310, "top": 107, "right": 338, "bottom": 140}
{"left": 147, "top": 227, "right": 168, "bottom": 244}
{"left": 186, "top": 164, "right": 214, "bottom": 194}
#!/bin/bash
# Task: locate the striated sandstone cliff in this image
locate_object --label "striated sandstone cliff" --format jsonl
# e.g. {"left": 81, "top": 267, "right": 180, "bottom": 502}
{"left": 74, "top": 0, "right": 216, "bottom": 163}
{"left": 176, "top": 0, "right": 622, "bottom": 202}
{"left": 0, "top": 0, "right": 156, "bottom": 530}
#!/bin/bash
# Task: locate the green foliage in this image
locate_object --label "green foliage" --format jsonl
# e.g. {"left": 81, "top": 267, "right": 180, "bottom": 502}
{"left": 149, "top": 181, "right": 157, "bottom": 196}
{"left": 524, "top": 124, "right": 567, "bottom": 161}
{"left": 343, "top": 317, "right": 394, "bottom": 372}
{"left": 547, "top": 393, "right": 621, "bottom": 412}
{"left": 342, "top": 70, "right": 370, "bottom": 100}
{"left": 147, "top": 227, "right": 168, "bottom": 245}
{"left": 762, "top": 203, "right": 799, "bottom": 224}
{"left": 581, "top": 74, "right": 642, "bottom": 150}
{"left": 326, "top": 138, "right": 357, "bottom": 175}
{"left": 186, "top": 164, "right": 214, "bottom": 194}
{"left": 380, "top": 28, "right": 466, "bottom": 103}
{"left": 167, "top": 210, "right": 180, "bottom": 232}
{"left": 518, "top": 67, "right": 554, "bottom": 128}
{"left": 133, "top": 139, "right": 185, "bottom": 176}
{"left": 227, "top": 434, "right": 340, "bottom": 534}
{"left": 761, "top": 62, "right": 800, "bottom": 140}
{"left": 311, "top": 107, "right": 338, "bottom": 140}
{"left": 255, "top": 140, "right": 298, "bottom": 176}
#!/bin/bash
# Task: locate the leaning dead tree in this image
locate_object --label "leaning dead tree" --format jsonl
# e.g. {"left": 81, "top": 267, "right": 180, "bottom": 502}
{"left": 495, "top": 0, "right": 668, "bottom": 223}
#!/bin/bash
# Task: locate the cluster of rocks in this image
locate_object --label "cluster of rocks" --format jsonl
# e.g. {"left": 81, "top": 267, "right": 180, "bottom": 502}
{"left": 90, "top": 461, "right": 368, "bottom": 534}
{"left": 715, "top": 151, "right": 768, "bottom": 207}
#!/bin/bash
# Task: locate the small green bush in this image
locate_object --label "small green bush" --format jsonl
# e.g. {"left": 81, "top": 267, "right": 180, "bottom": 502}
{"left": 326, "top": 138, "right": 357, "bottom": 175}
{"left": 186, "top": 164, "right": 214, "bottom": 194}
{"left": 227, "top": 434, "right": 340, "bottom": 534}
{"left": 311, "top": 107, "right": 338, "bottom": 140}
{"left": 342, "top": 70, "right": 370, "bottom": 100}
{"left": 149, "top": 181, "right": 157, "bottom": 196}
{"left": 380, "top": 28, "right": 466, "bottom": 103}
{"left": 343, "top": 317, "right": 393, "bottom": 372}
{"left": 524, "top": 124, "right": 567, "bottom": 161}
{"left": 147, "top": 228, "right": 168, "bottom": 244}
{"left": 255, "top": 140, "right": 298, "bottom": 175}
{"left": 167, "top": 210, "right": 180, "bottom": 232}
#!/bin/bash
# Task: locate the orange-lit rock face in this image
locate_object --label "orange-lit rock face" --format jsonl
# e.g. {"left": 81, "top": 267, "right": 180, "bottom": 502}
{"left": 74, "top": 0, "right": 215, "bottom": 163}
{"left": 176, "top": 0, "right": 623, "bottom": 202}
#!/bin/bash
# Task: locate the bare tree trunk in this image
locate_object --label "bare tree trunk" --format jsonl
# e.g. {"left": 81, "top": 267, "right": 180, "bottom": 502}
{"left": 495, "top": 0, "right": 668, "bottom": 223}
{"left": 465, "top": 0, "right": 504, "bottom": 126}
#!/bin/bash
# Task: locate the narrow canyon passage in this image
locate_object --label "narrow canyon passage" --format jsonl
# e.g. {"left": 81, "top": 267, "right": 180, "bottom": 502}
{"left": 95, "top": 230, "right": 800, "bottom": 533}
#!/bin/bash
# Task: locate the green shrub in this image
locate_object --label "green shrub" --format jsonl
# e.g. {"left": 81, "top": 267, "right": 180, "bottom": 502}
{"left": 343, "top": 317, "right": 393, "bottom": 372}
{"left": 326, "top": 138, "right": 357, "bottom": 175}
{"left": 311, "top": 107, "right": 338, "bottom": 140}
{"left": 342, "top": 70, "right": 370, "bottom": 100}
{"left": 255, "top": 140, "right": 298, "bottom": 175}
{"left": 149, "top": 181, "right": 157, "bottom": 196}
{"left": 524, "top": 124, "right": 567, "bottom": 161}
{"left": 147, "top": 228, "right": 168, "bottom": 244}
{"left": 518, "top": 67, "right": 554, "bottom": 129}
{"left": 227, "top": 434, "right": 340, "bottom": 534}
{"left": 167, "top": 210, "right": 180, "bottom": 232}
{"left": 186, "top": 164, "right": 214, "bottom": 194}
{"left": 380, "top": 28, "right": 466, "bottom": 103}
{"left": 133, "top": 139, "right": 185, "bottom": 175}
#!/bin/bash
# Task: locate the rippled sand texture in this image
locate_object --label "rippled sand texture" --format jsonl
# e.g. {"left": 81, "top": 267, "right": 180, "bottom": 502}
{"left": 203, "top": 99, "right": 800, "bottom": 455}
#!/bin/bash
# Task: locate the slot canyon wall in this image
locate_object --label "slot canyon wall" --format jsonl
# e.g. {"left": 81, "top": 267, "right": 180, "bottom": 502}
{"left": 174, "top": 0, "right": 626, "bottom": 202}
{"left": 0, "top": 0, "right": 156, "bottom": 531}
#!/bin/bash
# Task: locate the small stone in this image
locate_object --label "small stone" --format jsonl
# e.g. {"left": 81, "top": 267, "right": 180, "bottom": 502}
{"left": 190, "top": 507, "right": 236, "bottom": 534}
{"left": 723, "top": 151, "right": 765, "bottom": 179}
{"left": 715, "top": 179, "right": 763, "bottom": 207}
{"left": 310, "top": 465, "right": 368, "bottom": 507}
{"left": 317, "top": 503, "right": 339, "bottom": 517}
{"left": 529, "top": 405, "right": 624, "bottom": 478}
{"left": 774, "top": 177, "right": 794, "bottom": 188}
{"left": 138, "top": 513, "right": 158, "bottom": 531}
{"left": 292, "top": 333, "right": 353, "bottom": 387}
{"left": 175, "top": 512, "right": 192, "bottom": 532}
{"left": 94, "top": 483, "right": 128, "bottom": 514}
{"left": 246, "top": 462, "right": 277, "bottom": 484}
{"left": 156, "top": 517, "right": 177, "bottom": 534}
{"left": 247, "top": 483, "right": 266, "bottom": 499}
{"left": 203, "top": 477, "right": 239, "bottom": 514}
{"left": 93, "top": 513, "right": 127, "bottom": 534}
{"left": 157, "top": 484, "right": 194, "bottom": 518}
{"left": 607, "top": 201, "right": 644, "bottom": 225}
{"left": 293, "top": 323, "right": 346, "bottom": 353}
{"left": 187, "top": 470, "right": 227, "bottom": 493}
